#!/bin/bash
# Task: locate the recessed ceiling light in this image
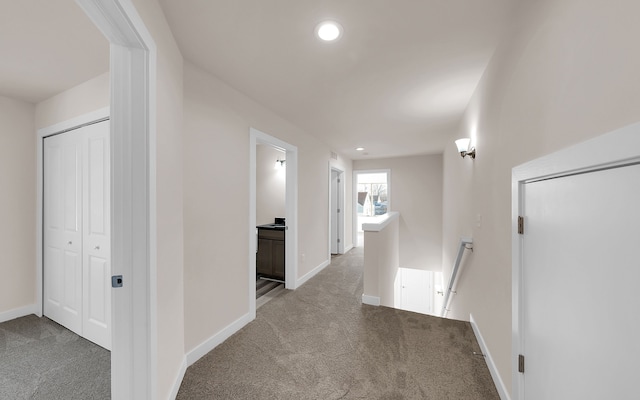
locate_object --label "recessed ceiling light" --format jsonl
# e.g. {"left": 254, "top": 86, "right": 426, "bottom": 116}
{"left": 356, "top": 147, "right": 364, "bottom": 151}
{"left": 316, "top": 21, "right": 343, "bottom": 41}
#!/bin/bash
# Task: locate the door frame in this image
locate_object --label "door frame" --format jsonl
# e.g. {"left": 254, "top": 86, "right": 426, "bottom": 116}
{"left": 249, "top": 127, "right": 298, "bottom": 318}
{"left": 75, "top": 1, "right": 156, "bottom": 398}
{"left": 511, "top": 122, "right": 640, "bottom": 400}
{"left": 352, "top": 169, "right": 391, "bottom": 246}
{"left": 328, "top": 165, "right": 345, "bottom": 255}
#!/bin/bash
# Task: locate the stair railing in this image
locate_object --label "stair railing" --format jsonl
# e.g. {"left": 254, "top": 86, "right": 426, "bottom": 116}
{"left": 441, "top": 237, "right": 473, "bottom": 318}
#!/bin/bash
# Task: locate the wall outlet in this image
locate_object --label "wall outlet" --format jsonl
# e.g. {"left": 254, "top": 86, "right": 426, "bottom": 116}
{"left": 476, "top": 214, "right": 482, "bottom": 228}
{"left": 300, "top": 253, "right": 306, "bottom": 263}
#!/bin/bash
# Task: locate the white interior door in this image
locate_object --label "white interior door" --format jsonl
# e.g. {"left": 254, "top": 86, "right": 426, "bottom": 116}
{"left": 399, "top": 268, "right": 433, "bottom": 315}
{"left": 521, "top": 163, "right": 640, "bottom": 399}
{"left": 43, "top": 130, "right": 83, "bottom": 335}
{"left": 81, "top": 121, "right": 111, "bottom": 349}
{"left": 44, "top": 120, "right": 111, "bottom": 350}
{"left": 331, "top": 169, "right": 339, "bottom": 254}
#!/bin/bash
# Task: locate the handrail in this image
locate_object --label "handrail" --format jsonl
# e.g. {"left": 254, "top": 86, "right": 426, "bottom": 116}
{"left": 441, "top": 237, "right": 473, "bottom": 317}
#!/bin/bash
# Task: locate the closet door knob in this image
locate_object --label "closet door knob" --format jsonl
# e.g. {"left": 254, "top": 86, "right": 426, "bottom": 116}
{"left": 95, "top": 245, "right": 100, "bottom": 250}
{"left": 68, "top": 241, "right": 72, "bottom": 245}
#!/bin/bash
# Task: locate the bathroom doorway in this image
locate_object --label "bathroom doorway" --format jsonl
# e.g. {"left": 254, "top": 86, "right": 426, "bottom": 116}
{"left": 249, "top": 128, "right": 298, "bottom": 318}
{"left": 255, "top": 144, "right": 286, "bottom": 307}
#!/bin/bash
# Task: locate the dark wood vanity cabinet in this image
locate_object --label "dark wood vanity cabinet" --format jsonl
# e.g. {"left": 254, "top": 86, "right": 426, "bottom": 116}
{"left": 256, "top": 228, "right": 285, "bottom": 281}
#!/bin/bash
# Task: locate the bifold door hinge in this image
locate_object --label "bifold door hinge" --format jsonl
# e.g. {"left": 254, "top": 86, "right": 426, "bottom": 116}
{"left": 337, "top": 239, "right": 341, "bottom": 243}
{"left": 337, "top": 208, "right": 341, "bottom": 213}
{"left": 518, "top": 354, "right": 525, "bottom": 373}
{"left": 518, "top": 216, "right": 524, "bottom": 235}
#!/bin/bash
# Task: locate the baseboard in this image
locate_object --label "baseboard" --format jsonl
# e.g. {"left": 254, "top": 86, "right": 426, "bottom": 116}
{"left": 186, "top": 312, "right": 253, "bottom": 366}
{"left": 470, "top": 314, "right": 511, "bottom": 400}
{"left": 296, "top": 259, "right": 330, "bottom": 288}
{"left": 343, "top": 244, "right": 354, "bottom": 253}
{"left": 169, "top": 356, "right": 187, "bottom": 400}
{"left": 361, "top": 294, "right": 380, "bottom": 306}
{"left": 0, "top": 304, "right": 37, "bottom": 324}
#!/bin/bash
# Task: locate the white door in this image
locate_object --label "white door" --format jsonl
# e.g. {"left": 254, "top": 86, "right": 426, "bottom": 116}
{"left": 44, "top": 120, "right": 111, "bottom": 350}
{"left": 331, "top": 169, "right": 340, "bottom": 254}
{"left": 399, "top": 268, "right": 433, "bottom": 315}
{"left": 81, "top": 121, "right": 111, "bottom": 349}
{"left": 43, "top": 130, "right": 83, "bottom": 335}
{"left": 521, "top": 163, "right": 640, "bottom": 399}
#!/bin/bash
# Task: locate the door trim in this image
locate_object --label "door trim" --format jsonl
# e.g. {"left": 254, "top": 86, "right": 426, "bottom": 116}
{"left": 76, "top": 1, "right": 157, "bottom": 398}
{"left": 511, "top": 122, "right": 640, "bottom": 400}
{"left": 249, "top": 127, "right": 299, "bottom": 319}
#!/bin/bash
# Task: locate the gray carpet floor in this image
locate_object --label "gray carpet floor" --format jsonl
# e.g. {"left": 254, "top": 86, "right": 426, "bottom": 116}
{"left": 177, "top": 246, "right": 499, "bottom": 399}
{"left": 0, "top": 315, "right": 110, "bottom": 399}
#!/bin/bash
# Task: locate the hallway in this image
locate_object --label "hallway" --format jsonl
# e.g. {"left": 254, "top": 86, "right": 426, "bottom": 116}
{"left": 177, "top": 247, "right": 498, "bottom": 399}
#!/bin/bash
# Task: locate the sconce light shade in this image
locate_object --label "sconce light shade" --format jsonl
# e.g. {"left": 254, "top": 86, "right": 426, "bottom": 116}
{"left": 455, "top": 138, "right": 471, "bottom": 153}
{"left": 455, "top": 138, "right": 476, "bottom": 159}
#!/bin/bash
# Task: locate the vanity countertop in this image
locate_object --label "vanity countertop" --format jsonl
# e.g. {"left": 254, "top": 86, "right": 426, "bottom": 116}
{"left": 257, "top": 224, "right": 286, "bottom": 230}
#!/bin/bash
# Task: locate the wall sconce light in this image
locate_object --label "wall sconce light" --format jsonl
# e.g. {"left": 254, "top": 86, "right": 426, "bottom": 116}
{"left": 455, "top": 138, "right": 476, "bottom": 159}
{"left": 274, "top": 159, "right": 286, "bottom": 169}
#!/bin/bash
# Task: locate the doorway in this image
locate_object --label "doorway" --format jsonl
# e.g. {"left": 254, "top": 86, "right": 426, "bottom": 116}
{"left": 255, "top": 144, "right": 287, "bottom": 306}
{"left": 249, "top": 128, "right": 298, "bottom": 318}
{"left": 73, "top": 0, "right": 156, "bottom": 397}
{"left": 512, "top": 123, "right": 640, "bottom": 400}
{"left": 352, "top": 169, "right": 390, "bottom": 246}
{"left": 329, "top": 167, "right": 345, "bottom": 255}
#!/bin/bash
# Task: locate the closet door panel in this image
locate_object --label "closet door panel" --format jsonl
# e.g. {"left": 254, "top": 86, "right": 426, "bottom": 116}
{"left": 43, "top": 131, "right": 83, "bottom": 335}
{"left": 82, "top": 120, "right": 111, "bottom": 350}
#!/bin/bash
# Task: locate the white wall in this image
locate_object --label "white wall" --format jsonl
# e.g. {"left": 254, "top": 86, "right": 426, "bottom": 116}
{"left": 362, "top": 214, "right": 400, "bottom": 307}
{"left": 35, "top": 72, "right": 109, "bottom": 129}
{"left": 442, "top": 0, "right": 640, "bottom": 396}
{"left": 256, "top": 144, "right": 286, "bottom": 226}
{"left": 0, "top": 95, "right": 36, "bottom": 316}
{"left": 182, "top": 60, "right": 353, "bottom": 353}
{"left": 354, "top": 154, "right": 442, "bottom": 271}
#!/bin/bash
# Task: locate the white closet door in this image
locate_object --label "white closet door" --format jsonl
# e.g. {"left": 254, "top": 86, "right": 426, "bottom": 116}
{"left": 331, "top": 170, "right": 339, "bottom": 254}
{"left": 43, "top": 130, "right": 83, "bottom": 335}
{"left": 43, "top": 120, "right": 111, "bottom": 350}
{"left": 82, "top": 121, "right": 111, "bottom": 350}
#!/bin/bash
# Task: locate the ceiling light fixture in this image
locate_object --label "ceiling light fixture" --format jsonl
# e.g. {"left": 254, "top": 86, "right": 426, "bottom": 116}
{"left": 455, "top": 138, "right": 476, "bottom": 159}
{"left": 356, "top": 147, "right": 364, "bottom": 151}
{"left": 315, "top": 20, "right": 343, "bottom": 41}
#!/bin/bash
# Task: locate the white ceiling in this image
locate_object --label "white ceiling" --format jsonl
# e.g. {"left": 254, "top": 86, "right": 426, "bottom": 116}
{"left": 1, "top": 0, "right": 514, "bottom": 160}
{"left": 0, "top": 0, "right": 108, "bottom": 104}
{"left": 159, "top": 0, "right": 515, "bottom": 159}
